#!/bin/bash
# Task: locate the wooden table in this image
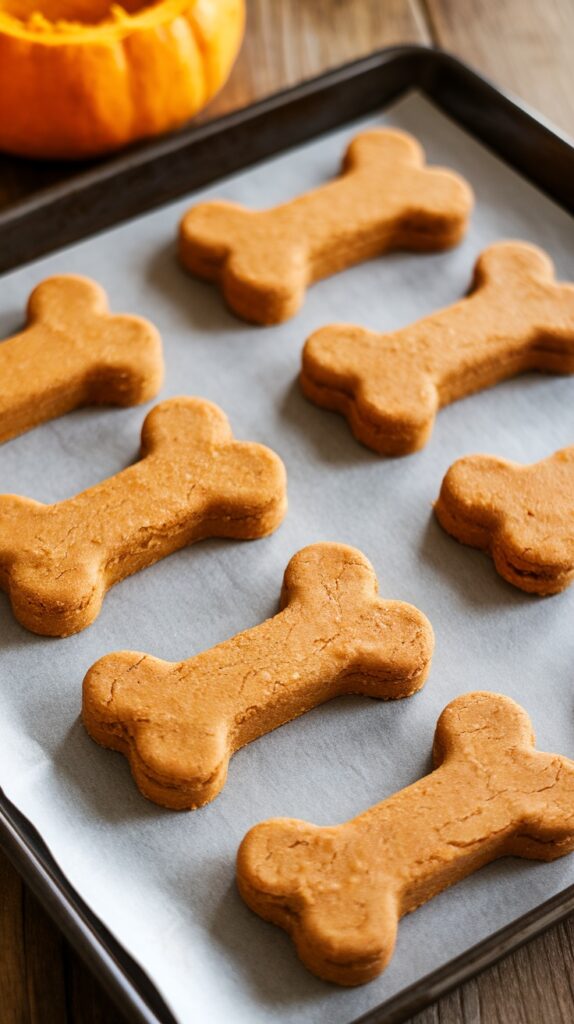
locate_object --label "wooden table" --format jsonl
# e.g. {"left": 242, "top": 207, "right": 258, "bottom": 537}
{"left": 1, "top": 2, "right": 573, "bottom": 1022}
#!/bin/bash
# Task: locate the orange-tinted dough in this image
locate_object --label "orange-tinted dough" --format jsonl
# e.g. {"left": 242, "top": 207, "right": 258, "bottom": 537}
{"left": 82, "top": 543, "right": 434, "bottom": 808}
{"left": 0, "top": 397, "right": 286, "bottom": 636}
{"left": 435, "top": 446, "right": 574, "bottom": 594}
{"left": 179, "top": 129, "right": 473, "bottom": 324}
{"left": 301, "top": 242, "right": 574, "bottom": 454}
{"left": 238, "top": 692, "right": 574, "bottom": 985}
{"left": 0, "top": 275, "right": 163, "bottom": 443}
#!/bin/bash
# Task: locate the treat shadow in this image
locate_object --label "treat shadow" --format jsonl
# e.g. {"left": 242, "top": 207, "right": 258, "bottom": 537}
{"left": 203, "top": 858, "right": 334, "bottom": 1008}
{"left": 145, "top": 241, "right": 246, "bottom": 334}
{"left": 49, "top": 717, "right": 169, "bottom": 825}
{"left": 421, "top": 514, "right": 537, "bottom": 610}
{"left": 0, "top": 593, "right": 52, "bottom": 652}
{"left": 0, "top": 307, "right": 24, "bottom": 338}
{"left": 0, "top": 406, "right": 142, "bottom": 504}
{"left": 42, "top": 416, "right": 142, "bottom": 491}
{"left": 41, "top": 409, "right": 141, "bottom": 468}
{"left": 281, "top": 377, "right": 382, "bottom": 468}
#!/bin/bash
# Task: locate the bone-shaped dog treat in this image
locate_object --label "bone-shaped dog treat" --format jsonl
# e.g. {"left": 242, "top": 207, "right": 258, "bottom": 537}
{"left": 0, "top": 275, "right": 164, "bottom": 443}
{"left": 179, "top": 129, "right": 473, "bottom": 324}
{"left": 0, "top": 397, "right": 286, "bottom": 636}
{"left": 82, "top": 543, "right": 434, "bottom": 809}
{"left": 237, "top": 691, "right": 574, "bottom": 986}
{"left": 435, "top": 446, "right": 574, "bottom": 595}
{"left": 301, "top": 242, "right": 574, "bottom": 454}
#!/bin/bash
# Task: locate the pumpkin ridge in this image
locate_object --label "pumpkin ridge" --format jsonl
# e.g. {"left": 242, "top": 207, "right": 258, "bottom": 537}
{"left": 0, "top": 0, "right": 245, "bottom": 157}
{"left": 0, "top": 1, "right": 196, "bottom": 42}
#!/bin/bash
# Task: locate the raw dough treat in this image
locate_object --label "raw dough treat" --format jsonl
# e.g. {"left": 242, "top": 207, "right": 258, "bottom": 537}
{"left": 178, "top": 128, "right": 473, "bottom": 324}
{"left": 0, "top": 397, "right": 286, "bottom": 637}
{"left": 0, "top": 275, "right": 163, "bottom": 444}
{"left": 82, "top": 543, "right": 434, "bottom": 809}
{"left": 435, "top": 447, "right": 574, "bottom": 595}
{"left": 301, "top": 241, "right": 574, "bottom": 455}
{"left": 237, "top": 691, "right": 574, "bottom": 986}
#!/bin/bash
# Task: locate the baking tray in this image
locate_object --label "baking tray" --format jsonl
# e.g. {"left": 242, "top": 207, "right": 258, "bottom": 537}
{"left": 0, "top": 46, "right": 573, "bottom": 1024}
{"left": 0, "top": 44, "right": 572, "bottom": 269}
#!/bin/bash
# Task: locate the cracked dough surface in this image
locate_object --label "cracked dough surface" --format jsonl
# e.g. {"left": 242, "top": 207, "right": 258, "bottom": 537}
{"left": 237, "top": 692, "right": 574, "bottom": 986}
{"left": 435, "top": 446, "right": 574, "bottom": 595}
{"left": 0, "top": 396, "right": 286, "bottom": 635}
{"left": 82, "top": 543, "right": 434, "bottom": 808}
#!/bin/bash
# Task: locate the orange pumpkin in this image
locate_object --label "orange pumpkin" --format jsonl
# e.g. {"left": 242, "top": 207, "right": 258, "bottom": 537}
{"left": 0, "top": 0, "right": 245, "bottom": 158}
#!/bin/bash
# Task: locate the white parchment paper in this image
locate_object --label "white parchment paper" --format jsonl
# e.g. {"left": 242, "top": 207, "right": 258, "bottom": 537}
{"left": 1, "top": 92, "right": 573, "bottom": 1024}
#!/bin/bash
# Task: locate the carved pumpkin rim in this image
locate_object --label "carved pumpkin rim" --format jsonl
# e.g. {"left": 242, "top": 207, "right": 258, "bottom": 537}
{"left": 0, "top": 0, "right": 201, "bottom": 42}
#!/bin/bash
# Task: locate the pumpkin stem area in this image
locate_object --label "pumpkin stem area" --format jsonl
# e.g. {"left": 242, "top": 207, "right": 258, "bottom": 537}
{"left": 0, "top": 0, "right": 160, "bottom": 28}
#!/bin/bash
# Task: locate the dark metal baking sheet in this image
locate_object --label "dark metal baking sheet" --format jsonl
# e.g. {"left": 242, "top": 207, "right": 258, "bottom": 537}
{"left": 0, "top": 46, "right": 573, "bottom": 1024}
{"left": 0, "top": 45, "right": 572, "bottom": 275}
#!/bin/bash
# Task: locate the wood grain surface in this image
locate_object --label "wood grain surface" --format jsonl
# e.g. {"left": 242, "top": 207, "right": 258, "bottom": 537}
{"left": 1, "top": 1, "right": 573, "bottom": 1022}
